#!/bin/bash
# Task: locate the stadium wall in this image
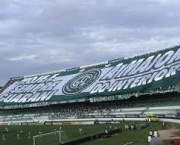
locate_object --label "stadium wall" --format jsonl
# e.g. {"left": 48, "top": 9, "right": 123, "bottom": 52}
{"left": 1, "top": 118, "right": 180, "bottom": 127}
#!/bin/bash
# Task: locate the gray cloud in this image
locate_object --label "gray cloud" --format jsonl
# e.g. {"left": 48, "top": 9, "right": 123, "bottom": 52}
{"left": 0, "top": 0, "right": 180, "bottom": 86}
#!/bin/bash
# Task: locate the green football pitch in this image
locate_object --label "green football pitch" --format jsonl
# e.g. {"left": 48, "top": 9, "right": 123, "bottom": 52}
{"left": 0, "top": 121, "right": 179, "bottom": 145}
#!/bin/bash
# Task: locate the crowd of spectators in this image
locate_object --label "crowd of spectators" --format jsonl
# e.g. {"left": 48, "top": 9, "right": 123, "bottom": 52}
{"left": 141, "top": 84, "right": 180, "bottom": 94}
{"left": 0, "top": 92, "right": 180, "bottom": 119}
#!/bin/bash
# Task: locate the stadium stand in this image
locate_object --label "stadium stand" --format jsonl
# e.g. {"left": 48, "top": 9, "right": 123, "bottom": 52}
{"left": 0, "top": 45, "right": 180, "bottom": 122}
{"left": 0, "top": 92, "right": 180, "bottom": 122}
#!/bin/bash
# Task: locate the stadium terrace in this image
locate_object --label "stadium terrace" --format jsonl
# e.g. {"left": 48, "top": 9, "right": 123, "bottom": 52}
{"left": 0, "top": 46, "right": 180, "bottom": 107}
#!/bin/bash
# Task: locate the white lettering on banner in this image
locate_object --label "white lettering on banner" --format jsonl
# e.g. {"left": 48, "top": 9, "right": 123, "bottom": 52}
{"left": 100, "top": 64, "right": 123, "bottom": 81}
{"left": 133, "top": 56, "right": 154, "bottom": 74}
{"left": 154, "top": 51, "right": 174, "bottom": 69}
{"left": 88, "top": 49, "right": 180, "bottom": 93}
{"left": 0, "top": 75, "right": 62, "bottom": 103}
{"left": 0, "top": 48, "right": 180, "bottom": 103}
{"left": 128, "top": 59, "right": 144, "bottom": 75}
{"left": 167, "top": 49, "right": 180, "bottom": 64}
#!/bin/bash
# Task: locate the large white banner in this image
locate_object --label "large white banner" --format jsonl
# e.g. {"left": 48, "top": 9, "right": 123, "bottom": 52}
{"left": 0, "top": 47, "right": 180, "bottom": 103}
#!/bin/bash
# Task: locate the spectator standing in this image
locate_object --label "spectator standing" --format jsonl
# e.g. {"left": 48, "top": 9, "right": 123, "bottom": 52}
{"left": 149, "top": 131, "right": 153, "bottom": 137}
{"left": 148, "top": 135, "right": 152, "bottom": 145}
{"left": 154, "top": 131, "right": 158, "bottom": 137}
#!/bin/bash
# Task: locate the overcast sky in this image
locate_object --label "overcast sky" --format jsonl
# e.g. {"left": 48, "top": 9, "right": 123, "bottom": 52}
{"left": 0, "top": 0, "right": 180, "bottom": 86}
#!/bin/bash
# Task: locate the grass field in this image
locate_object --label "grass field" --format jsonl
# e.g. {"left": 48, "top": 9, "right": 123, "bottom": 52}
{"left": 0, "top": 121, "right": 179, "bottom": 145}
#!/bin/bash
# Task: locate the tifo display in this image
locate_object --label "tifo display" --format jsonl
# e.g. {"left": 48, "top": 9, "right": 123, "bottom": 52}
{"left": 0, "top": 46, "right": 180, "bottom": 106}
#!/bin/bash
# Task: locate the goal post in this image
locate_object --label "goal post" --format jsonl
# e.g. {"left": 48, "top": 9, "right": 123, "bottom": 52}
{"left": 33, "top": 131, "right": 68, "bottom": 145}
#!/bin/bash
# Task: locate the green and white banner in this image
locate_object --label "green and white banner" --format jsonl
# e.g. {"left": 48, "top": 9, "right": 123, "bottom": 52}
{"left": 0, "top": 46, "right": 180, "bottom": 104}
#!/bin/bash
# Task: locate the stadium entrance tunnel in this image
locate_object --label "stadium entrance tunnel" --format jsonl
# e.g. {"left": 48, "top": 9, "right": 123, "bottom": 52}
{"left": 61, "top": 128, "right": 121, "bottom": 145}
